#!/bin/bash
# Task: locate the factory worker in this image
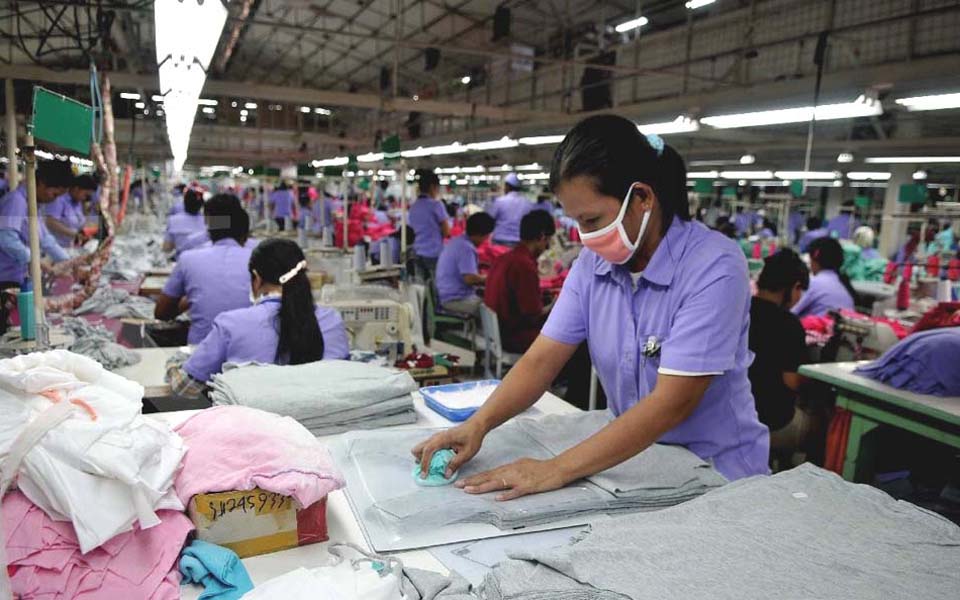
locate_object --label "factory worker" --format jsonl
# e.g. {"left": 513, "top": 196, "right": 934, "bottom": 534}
{"left": 171, "top": 238, "right": 349, "bottom": 393}
{"left": 791, "top": 236, "right": 856, "bottom": 318}
{"left": 168, "top": 183, "right": 186, "bottom": 215}
{"left": 532, "top": 192, "right": 555, "bottom": 216}
{"left": 408, "top": 169, "right": 450, "bottom": 280}
{"left": 0, "top": 160, "right": 72, "bottom": 288}
{"left": 853, "top": 226, "right": 881, "bottom": 260}
{"left": 155, "top": 194, "right": 255, "bottom": 344}
{"left": 798, "top": 216, "right": 829, "bottom": 253}
{"left": 436, "top": 212, "right": 495, "bottom": 316}
{"left": 269, "top": 181, "right": 296, "bottom": 231}
{"left": 488, "top": 173, "right": 532, "bottom": 246}
{"left": 44, "top": 174, "right": 97, "bottom": 248}
{"left": 162, "top": 189, "right": 208, "bottom": 256}
{"left": 413, "top": 115, "right": 769, "bottom": 498}
{"left": 826, "top": 209, "right": 858, "bottom": 239}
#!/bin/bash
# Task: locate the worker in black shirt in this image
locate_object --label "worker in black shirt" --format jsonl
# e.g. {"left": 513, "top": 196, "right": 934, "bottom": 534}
{"left": 749, "top": 249, "right": 812, "bottom": 458}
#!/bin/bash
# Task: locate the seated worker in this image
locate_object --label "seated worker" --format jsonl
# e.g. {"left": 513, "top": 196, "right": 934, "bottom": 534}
{"left": 162, "top": 189, "right": 208, "bottom": 256}
{"left": 792, "top": 236, "right": 856, "bottom": 318}
{"left": 156, "top": 194, "right": 255, "bottom": 345}
{"left": 436, "top": 213, "right": 495, "bottom": 316}
{"left": 488, "top": 173, "right": 532, "bottom": 246}
{"left": 749, "top": 249, "right": 814, "bottom": 454}
{"left": 0, "top": 160, "right": 72, "bottom": 288}
{"left": 44, "top": 174, "right": 97, "bottom": 248}
{"left": 798, "top": 216, "right": 828, "bottom": 253}
{"left": 532, "top": 191, "right": 555, "bottom": 216}
{"left": 172, "top": 238, "right": 349, "bottom": 393}
{"left": 483, "top": 210, "right": 556, "bottom": 353}
{"left": 853, "top": 226, "right": 881, "bottom": 260}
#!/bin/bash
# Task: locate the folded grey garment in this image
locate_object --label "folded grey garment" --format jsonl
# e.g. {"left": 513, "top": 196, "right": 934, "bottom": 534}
{"left": 209, "top": 359, "right": 418, "bottom": 425}
{"left": 304, "top": 406, "right": 418, "bottom": 436}
{"left": 403, "top": 568, "right": 476, "bottom": 600}
{"left": 62, "top": 317, "right": 141, "bottom": 370}
{"left": 485, "top": 464, "right": 960, "bottom": 600}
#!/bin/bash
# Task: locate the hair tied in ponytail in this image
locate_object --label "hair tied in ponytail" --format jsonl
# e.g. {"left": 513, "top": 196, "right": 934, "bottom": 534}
{"left": 645, "top": 133, "right": 665, "bottom": 157}
{"left": 278, "top": 260, "right": 307, "bottom": 284}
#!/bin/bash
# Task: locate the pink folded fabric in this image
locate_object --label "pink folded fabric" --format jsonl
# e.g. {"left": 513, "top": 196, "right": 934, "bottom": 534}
{"left": 2, "top": 491, "right": 192, "bottom": 599}
{"left": 173, "top": 406, "right": 345, "bottom": 508}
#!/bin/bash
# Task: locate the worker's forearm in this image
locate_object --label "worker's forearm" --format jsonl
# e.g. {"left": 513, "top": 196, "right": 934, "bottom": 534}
{"left": 44, "top": 217, "right": 75, "bottom": 238}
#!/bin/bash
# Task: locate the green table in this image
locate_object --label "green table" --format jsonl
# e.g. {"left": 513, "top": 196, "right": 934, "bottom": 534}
{"left": 799, "top": 361, "right": 960, "bottom": 482}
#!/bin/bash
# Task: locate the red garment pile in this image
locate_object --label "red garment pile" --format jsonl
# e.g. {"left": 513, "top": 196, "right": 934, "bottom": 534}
{"left": 911, "top": 302, "right": 960, "bottom": 334}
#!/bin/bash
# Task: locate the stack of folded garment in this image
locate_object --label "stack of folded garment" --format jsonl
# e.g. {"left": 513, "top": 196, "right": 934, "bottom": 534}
{"left": 74, "top": 284, "right": 156, "bottom": 319}
{"left": 2, "top": 491, "right": 193, "bottom": 600}
{"left": 103, "top": 233, "right": 167, "bottom": 281}
{"left": 479, "top": 464, "right": 960, "bottom": 600}
{"left": 855, "top": 328, "right": 960, "bottom": 396}
{"left": 208, "top": 360, "right": 418, "bottom": 435}
{"left": 61, "top": 316, "right": 141, "bottom": 370}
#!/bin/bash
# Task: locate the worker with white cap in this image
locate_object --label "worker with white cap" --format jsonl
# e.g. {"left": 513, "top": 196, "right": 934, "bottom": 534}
{"left": 853, "top": 226, "right": 880, "bottom": 260}
{"left": 488, "top": 173, "right": 533, "bottom": 246}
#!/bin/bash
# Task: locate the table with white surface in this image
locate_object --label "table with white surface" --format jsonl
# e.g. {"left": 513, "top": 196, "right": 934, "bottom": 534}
{"left": 112, "top": 346, "right": 184, "bottom": 399}
{"left": 151, "top": 391, "right": 577, "bottom": 599}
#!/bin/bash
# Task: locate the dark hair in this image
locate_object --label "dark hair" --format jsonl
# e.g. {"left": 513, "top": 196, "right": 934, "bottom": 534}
{"left": 71, "top": 174, "right": 98, "bottom": 191}
{"left": 204, "top": 193, "right": 249, "bottom": 244}
{"left": 416, "top": 169, "right": 440, "bottom": 195}
{"left": 277, "top": 181, "right": 289, "bottom": 191}
{"left": 520, "top": 209, "right": 556, "bottom": 241}
{"left": 36, "top": 160, "right": 73, "bottom": 187}
{"left": 505, "top": 181, "right": 520, "bottom": 193}
{"left": 550, "top": 115, "right": 689, "bottom": 235}
{"left": 466, "top": 212, "right": 495, "bottom": 237}
{"left": 758, "top": 249, "right": 810, "bottom": 293}
{"left": 806, "top": 216, "right": 822, "bottom": 230}
{"left": 249, "top": 238, "right": 324, "bottom": 365}
{"left": 808, "top": 237, "right": 858, "bottom": 304}
{"left": 183, "top": 189, "right": 204, "bottom": 215}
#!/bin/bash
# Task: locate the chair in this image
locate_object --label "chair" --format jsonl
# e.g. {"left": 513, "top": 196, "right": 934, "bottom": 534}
{"left": 478, "top": 304, "right": 522, "bottom": 378}
{"left": 424, "top": 279, "right": 476, "bottom": 350}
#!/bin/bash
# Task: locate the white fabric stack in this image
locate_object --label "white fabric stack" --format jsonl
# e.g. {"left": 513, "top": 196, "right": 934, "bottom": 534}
{"left": 0, "top": 350, "right": 185, "bottom": 553}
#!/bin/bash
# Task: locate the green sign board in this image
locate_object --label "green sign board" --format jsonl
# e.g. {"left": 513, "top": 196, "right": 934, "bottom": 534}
{"left": 693, "top": 180, "right": 713, "bottom": 195}
{"left": 721, "top": 186, "right": 738, "bottom": 198}
{"left": 854, "top": 195, "right": 871, "bottom": 209}
{"left": 358, "top": 178, "right": 371, "bottom": 191}
{"left": 251, "top": 166, "right": 281, "bottom": 177}
{"left": 381, "top": 134, "right": 401, "bottom": 165}
{"left": 789, "top": 180, "right": 804, "bottom": 198}
{"left": 297, "top": 163, "right": 316, "bottom": 177}
{"left": 32, "top": 87, "right": 93, "bottom": 155}
{"left": 898, "top": 183, "right": 927, "bottom": 204}
{"left": 322, "top": 166, "right": 344, "bottom": 177}
{"left": 347, "top": 155, "right": 359, "bottom": 171}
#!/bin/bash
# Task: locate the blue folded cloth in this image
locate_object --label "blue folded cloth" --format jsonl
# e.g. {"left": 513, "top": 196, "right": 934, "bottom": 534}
{"left": 179, "top": 539, "right": 254, "bottom": 600}
{"left": 855, "top": 328, "right": 960, "bottom": 396}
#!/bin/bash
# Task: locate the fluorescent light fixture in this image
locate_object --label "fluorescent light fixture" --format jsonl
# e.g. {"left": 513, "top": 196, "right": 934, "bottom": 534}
{"left": 197, "top": 98, "right": 217, "bottom": 106}
{"left": 151, "top": 94, "right": 165, "bottom": 102}
{"left": 314, "top": 157, "right": 348, "bottom": 167}
{"left": 913, "top": 170, "right": 928, "bottom": 180}
{"left": 315, "top": 107, "right": 332, "bottom": 115}
{"left": 615, "top": 16, "right": 648, "bottom": 33}
{"left": 515, "top": 163, "right": 541, "bottom": 171}
{"left": 846, "top": 171, "right": 891, "bottom": 181}
{"left": 865, "top": 156, "right": 960, "bottom": 163}
{"left": 837, "top": 152, "right": 854, "bottom": 163}
{"left": 461, "top": 166, "right": 486, "bottom": 173}
{"left": 135, "top": 102, "right": 146, "bottom": 109}
{"left": 467, "top": 136, "right": 518, "bottom": 151}
{"left": 774, "top": 171, "right": 840, "bottom": 180}
{"left": 739, "top": 154, "right": 756, "bottom": 165}
{"left": 460, "top": 76, "right": 471, "bottom": 85}
{"left": 849, "top": 182, "right": 888, "bottom": 188}
{"left": 240, "top": 109, "right": 248, "bottom": 116}
{"left": 519, "top": 173, "right": 550, "bottom": 181}
{"left": 412, "top": 95, "right": 419, "bottom": 101}
{"left": 201, "top": 106, "right": 215, "bottom": 114}
{"left": 120, "top": 92, "right": 141, "bottom": 100}
{"left": 231, "top": 101, "right": 238, "bottom": 108}
{"left": 895, "top": 93, "right": 960, "bottom": 112}
{"left": 519, "top": 134, "right": 565, "bottom": 146}
{"left": 300, "top": 106, "right": 311, "bottom": 113}
{"left": 687, "top": 171, "right": 719, "bottom": 178}
{"left": 637, "top": 116, "right": 700, "bottom": 135}
{"left": 719, "top": 170, "right": 774, "bottom": 179}
{"left": 239, "top": 116, "right": 247, "bottom": 122}
{"left": 244, "top": 102, "right": 258, "bottom": 109}
{"left": 689, "top": 159, "right": 736, "bottom": 166}
{"left": 357, "top": 152, "right": 384, "bottom": 162}
{"left": 685, "top": 0, "right": 716, "bottom": 9}
{"left": 402, "top": 143, "right": 466, "bottom": 158}
{"left": 377, "top": 170, "right": 395, "bottom": 176}
{"left": 701, "top": 95, "right": 882, "bottom": 128}
{"left": 436, "top": 167, "right": 461, "bottom": 174}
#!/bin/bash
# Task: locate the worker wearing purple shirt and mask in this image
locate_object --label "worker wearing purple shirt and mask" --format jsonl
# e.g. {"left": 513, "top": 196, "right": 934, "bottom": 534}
{"left": 413, "top": 115, "right": 769, "bottom": 500}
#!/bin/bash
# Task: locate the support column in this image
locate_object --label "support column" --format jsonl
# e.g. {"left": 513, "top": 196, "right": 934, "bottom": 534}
{"left": 5, "top": 79, "right": 18, "bottom": 189}
{"left": 879, "top": 165, "right": 914, "bottom": 259}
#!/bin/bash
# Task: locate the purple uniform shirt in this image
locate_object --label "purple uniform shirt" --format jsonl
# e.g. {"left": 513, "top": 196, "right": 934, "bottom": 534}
{"left": 0, "top": 186, "right": 66, "bottom": 283}
{"left": 164, "top": 213, "right": 208, "bottom": 255}
{"left": 436, "top": 235, "right": 479, "bottom": 304}
{"left": 826, "top": 213, "right": 858, "bottom": 239}
{"left": 860, "top": 247, "right": 881, "bottom": 261}
{"left": 541, "top": 218, "right": 769, "bottom": 481}
{"left": 489, "top": 192, "right": 532, "bottom": 243}
{"left": 790, "top": 270, "right": 854, "bottom": 318}
{"left": 44, "top": 193, "right": 86, "bottom": 247}
{"left": 183, "top": 299, "right": 350, "bottom": 382}
{"left": 409, "top": 195, "right": 449, "bottom": 259}
{"left": 311, "top": 197, "right": 333, "bottom": 232}
{"left": 162, "top": 238, "right": 254, "bottom": 344}
{"left": 269, "top": 189, "right": 295, "bottom": 218}
{"left": 798, "top": 227, "right": 829, "bottom": 253}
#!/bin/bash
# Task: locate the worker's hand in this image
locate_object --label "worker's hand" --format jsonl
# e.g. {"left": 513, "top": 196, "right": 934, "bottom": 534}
{"left": 39, "top": 258, "right": 54, "bottom": 273}
{"left": 411, "top": 421, "right": 485, "bottom": 479}
{"left": 177, "top": 296, "right": 190, "bottom": 313}
{"left": 455, "top": 457, "right": 567, "bottom": 501}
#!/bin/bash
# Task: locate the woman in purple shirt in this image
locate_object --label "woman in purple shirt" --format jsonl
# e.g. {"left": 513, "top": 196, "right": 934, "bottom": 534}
{"left": 413, "top": 115, "right": 769, "bottom": 497}
{"left": 791, "top": 237, "right": 857, "bottom": 318}
{"left": 174, "top": 238, "right": 349, "bottom": 391}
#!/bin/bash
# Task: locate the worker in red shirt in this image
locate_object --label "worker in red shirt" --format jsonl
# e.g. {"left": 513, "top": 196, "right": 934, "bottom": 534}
{"left": 484, "top": 210, "right": 556, "bottom": 353}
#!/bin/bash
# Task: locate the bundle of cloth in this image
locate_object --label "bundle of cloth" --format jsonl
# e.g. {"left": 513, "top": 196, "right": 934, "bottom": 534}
{"left": 0, "top": 350, "right": 187, "bottom": 597}
{"left": 842, "top": 240, "right": 889, "bottom": 282}
{"left": 855, "top": 328, "right": 960, "bottom": 396}
{"left": 207, "top": 360, "right": 418, "bottom": 436}
{"left": 61, "top": 316, "right": 140, "bottom": 370}
{"left": 74, "top": 283, "right": 156, "bottom": 319}
{"left": 478, "top": 464, "right": 960, "bottom": 600}
{"left": 102, "top": 233, "right": 167, "bottom": 281}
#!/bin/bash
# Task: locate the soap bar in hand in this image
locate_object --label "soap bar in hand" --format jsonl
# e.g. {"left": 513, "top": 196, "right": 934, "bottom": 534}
{"left": 412, "top": 448, "right": 459, "bottom": 487}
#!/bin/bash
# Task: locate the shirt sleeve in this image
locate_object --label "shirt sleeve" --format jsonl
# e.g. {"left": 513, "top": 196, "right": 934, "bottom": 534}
{"left": 40, "top": 226, "right": 69, "bottom": 263}
{"left": 183, "top": 320, "right": 229, "bottom": 382}
{"left": 0, "top": 229, "right": 29, "bottom": 265}
{"left": 541, "top": 255, "right": 589, "bottom": 346}
{"left": 320, "top": 309, "right": 350, "bottom": 360}
{"left": 457, "top": 246, "right": 479, "bottom": 277}
{"left": 659, "top": 253, "right": 750, "bottom": 375}
{"left": 790, "top": 286, "right": 816, "bottom": 317}
{"left": 433, "top": 201, "right": 449, "bottom": 226}
{"left": 162, "top": 261, "right": 187, "bottom": 298}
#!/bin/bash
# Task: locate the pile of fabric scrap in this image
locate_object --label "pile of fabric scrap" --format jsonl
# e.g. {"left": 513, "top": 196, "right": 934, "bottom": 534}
{"left": 207, "top": 359, "right": 417, "bottom": 435}
{"left": 74, "top": 283, "right": 156, "bottom": 319}
{"left": 61, "top": 316, "right": 140, "bottom": 370}
{"left": 103, "top": 233, "right": 167, "bottom": 281}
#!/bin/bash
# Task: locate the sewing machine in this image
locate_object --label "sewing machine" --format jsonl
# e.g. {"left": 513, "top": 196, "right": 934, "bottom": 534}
{"left": 325, "top": 299, "right": 414, "bottom": 352}
{"left": 831, "top": 313, "right": 901, "bottom": 361}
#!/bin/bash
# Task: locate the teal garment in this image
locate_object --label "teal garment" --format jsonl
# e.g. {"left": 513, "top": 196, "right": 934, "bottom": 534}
{"left": 841, "top": 241, "right": 888, "bottom": 282}
{"left": 179, "top": 540, "right": 254, "bottom": 600}
{"left": 413, "top": 448, "right": 459, "bottom": 486}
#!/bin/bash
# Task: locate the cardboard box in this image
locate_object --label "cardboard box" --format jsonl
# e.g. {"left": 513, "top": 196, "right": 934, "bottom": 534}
{"left": 188, "top": 488, "right": 328, "bottom": 558}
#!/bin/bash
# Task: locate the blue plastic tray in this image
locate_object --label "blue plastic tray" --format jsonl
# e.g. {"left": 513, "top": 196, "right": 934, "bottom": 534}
{"left": 421, "top": 379, "right": 501, "bottom": 422}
